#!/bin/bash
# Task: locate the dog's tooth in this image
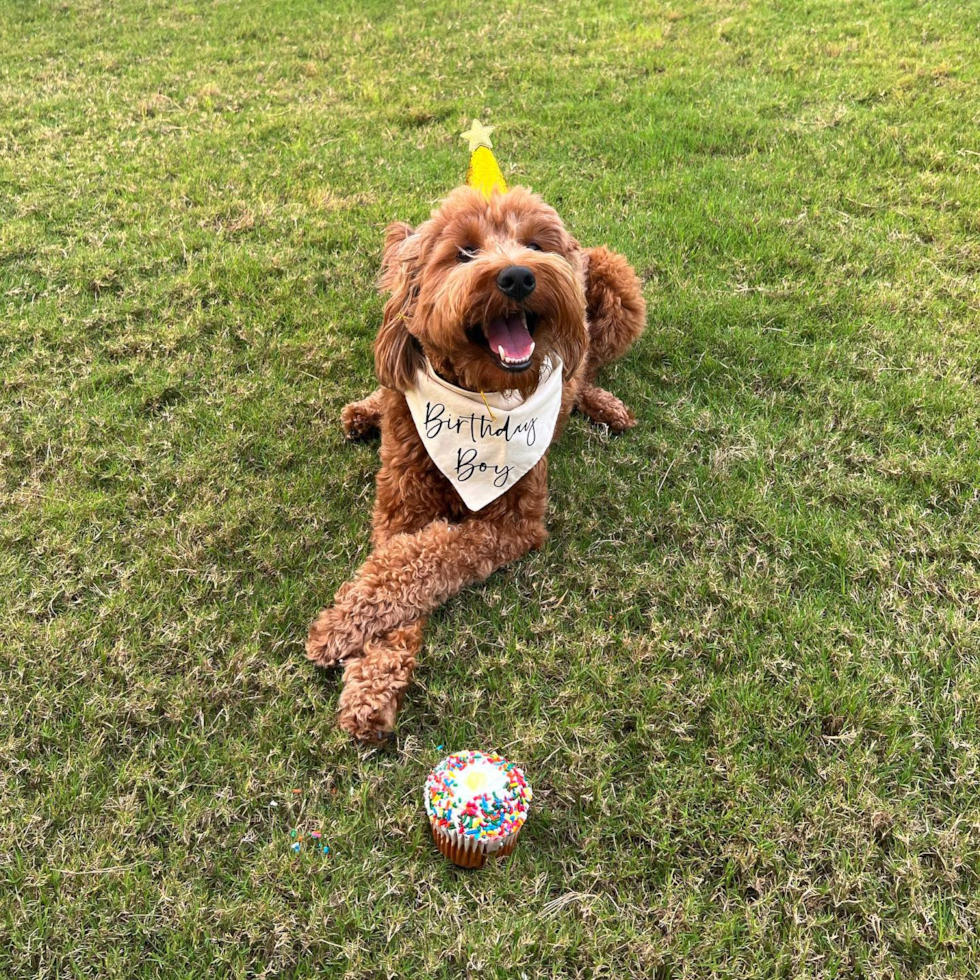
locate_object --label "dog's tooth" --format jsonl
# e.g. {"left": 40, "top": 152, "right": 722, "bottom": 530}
{"left": 498, "top": 345, "right": 507, "bottom": 360}
{"left": 529, "top": 342, "right": 535, "bottom": 356}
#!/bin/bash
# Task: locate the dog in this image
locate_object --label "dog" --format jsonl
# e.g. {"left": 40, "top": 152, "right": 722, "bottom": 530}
{"left": 306, "top": 184, "right": 645, "bottom": 741}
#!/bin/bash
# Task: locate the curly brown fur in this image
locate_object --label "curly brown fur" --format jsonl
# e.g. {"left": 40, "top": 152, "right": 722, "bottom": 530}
{"left": 310, "top": 185, "right": 645, "bottom": 741}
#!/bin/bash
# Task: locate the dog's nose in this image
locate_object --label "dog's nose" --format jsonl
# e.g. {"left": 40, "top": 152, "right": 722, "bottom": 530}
{"left": 496, "top": 265, "right": 536, "bottom": 300}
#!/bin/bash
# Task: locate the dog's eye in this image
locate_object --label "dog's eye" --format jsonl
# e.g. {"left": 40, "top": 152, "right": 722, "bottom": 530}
{"left": 526, "top": 242, "right": 543, "bottom": 251}
{"left": 457, "top": 246, "right": 477, "bottom": 263}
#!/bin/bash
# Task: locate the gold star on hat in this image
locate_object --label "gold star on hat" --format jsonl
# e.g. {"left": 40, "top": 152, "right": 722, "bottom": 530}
{"left": 460, "top": 119, "right": 507, "bottom": 199}
{"left": 460, "top": 119, "right": 495, "bottom": 152}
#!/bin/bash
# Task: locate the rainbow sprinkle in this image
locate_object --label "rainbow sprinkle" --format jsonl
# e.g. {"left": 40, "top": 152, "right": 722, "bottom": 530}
{"left": 424, "top": 750, "right": 532, "bottom": 842}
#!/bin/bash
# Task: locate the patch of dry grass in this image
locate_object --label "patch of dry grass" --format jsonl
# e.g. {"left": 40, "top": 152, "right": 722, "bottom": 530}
{"left": 2, "top": 0, "right": 980, "bottom": 977}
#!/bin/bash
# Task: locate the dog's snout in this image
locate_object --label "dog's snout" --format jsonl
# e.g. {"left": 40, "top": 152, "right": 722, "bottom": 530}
{"left": 496, "top": 265, "right": 536, "bottom": 301}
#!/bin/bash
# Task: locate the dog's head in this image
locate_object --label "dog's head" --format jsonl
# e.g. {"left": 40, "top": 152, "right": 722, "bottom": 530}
{"left": 374, "top": 186, "right": 587, "bottom": 397}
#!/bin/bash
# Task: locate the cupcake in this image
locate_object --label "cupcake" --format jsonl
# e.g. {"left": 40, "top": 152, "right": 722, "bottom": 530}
{"left": 424, "top": 750, "right": 532, "bottom": 868}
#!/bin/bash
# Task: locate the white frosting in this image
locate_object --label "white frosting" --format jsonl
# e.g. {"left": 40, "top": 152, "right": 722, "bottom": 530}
{"left": 450, "top": 760, "right": 509, "bottom": 804}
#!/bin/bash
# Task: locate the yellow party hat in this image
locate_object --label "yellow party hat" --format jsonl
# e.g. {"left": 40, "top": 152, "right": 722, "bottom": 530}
{"left": 460, "top": 119, "right": 507, "bottom": 199}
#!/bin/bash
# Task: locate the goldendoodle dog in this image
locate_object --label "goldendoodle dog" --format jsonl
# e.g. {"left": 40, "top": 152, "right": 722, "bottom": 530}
{"left": 307, "top": 184, "right": 645, "bottom": 741}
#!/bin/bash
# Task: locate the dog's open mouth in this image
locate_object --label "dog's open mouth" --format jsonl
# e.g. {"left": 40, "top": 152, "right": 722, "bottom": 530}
{"left": 469, "top": 310, "right": 540, "bottom": 371}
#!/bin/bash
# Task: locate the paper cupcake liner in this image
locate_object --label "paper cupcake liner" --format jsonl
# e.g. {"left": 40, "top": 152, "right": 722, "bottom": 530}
{"left": 430, "top": 819, "right": 521, "bottom": 869}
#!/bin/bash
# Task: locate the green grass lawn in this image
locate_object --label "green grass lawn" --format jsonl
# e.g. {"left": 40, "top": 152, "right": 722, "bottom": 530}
{"left": 3, "top": 0, "right": 980, "bottom": 976}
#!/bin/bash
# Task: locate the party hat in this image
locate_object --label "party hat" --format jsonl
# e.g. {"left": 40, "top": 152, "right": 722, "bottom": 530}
{"left": 460, "top": 119, "right": 507, "bottom": 199}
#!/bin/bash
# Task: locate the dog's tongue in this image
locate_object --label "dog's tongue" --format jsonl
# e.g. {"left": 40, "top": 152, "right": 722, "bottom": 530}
{"left": 485, "top": 312, "right": 533, "bottom": 361}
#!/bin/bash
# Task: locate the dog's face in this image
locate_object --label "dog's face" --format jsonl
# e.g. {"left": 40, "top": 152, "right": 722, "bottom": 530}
{"left": 375, "top": 186, "right": 587, "bottom": 396}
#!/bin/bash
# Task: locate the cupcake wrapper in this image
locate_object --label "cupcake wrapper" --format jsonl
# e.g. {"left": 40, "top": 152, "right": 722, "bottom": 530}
{"left": 430, "top": 819, "right": 521, "bottom": 869}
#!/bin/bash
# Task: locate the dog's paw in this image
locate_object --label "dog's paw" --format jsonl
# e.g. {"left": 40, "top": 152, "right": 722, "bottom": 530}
{"left": 577, "top": 384, "right": 637, "bottom": 434}
{"left": 306, "top": 606, "right": 363, "bottom": 667}
{"left": 337, "top": 691, "right": 400, "bottom": 744}
{"left": 341, "top": 402, "right": 380, "bottom": 441}
{"left": 605, "top": 404, "right": 637, "bottom": 433}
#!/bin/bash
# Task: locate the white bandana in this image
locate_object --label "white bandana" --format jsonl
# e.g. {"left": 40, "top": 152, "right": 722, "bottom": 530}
{"left": 404, "top": 356, "right": 563, "bottom": 511}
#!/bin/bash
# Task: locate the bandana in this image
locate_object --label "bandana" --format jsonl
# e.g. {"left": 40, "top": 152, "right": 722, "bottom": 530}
{"left": 404, "top": 357, "right": 563, "bottom": 511}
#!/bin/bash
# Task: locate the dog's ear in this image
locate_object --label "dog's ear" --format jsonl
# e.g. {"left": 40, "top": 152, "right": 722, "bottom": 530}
{"left": 580, "top": 244, "right": 646, "bottom": 372}
{"left": 377, "top": 221, "right": 415, "bottom": 293}
{"left": 375, "top": 222, "right": 424, "bottom": 390}
{"left": 554, "top": 238, "right": 589, "bottom": 381}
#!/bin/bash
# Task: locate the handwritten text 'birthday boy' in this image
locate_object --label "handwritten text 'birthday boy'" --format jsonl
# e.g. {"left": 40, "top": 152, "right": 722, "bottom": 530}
{"left": 424, "top": 402, "right": 538, "bottom": 447}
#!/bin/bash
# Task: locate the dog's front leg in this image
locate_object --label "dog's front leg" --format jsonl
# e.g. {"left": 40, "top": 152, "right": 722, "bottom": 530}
{"left": 334, "top": 617, "right": 425, "bottom": 742}
{"left": 305, "top": 516, "right": 547, "bottom": 668}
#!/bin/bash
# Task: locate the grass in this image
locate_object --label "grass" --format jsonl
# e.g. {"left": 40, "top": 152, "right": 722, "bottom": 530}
{"left": 2, "top": 0, "right": 980, "bottom": 976}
